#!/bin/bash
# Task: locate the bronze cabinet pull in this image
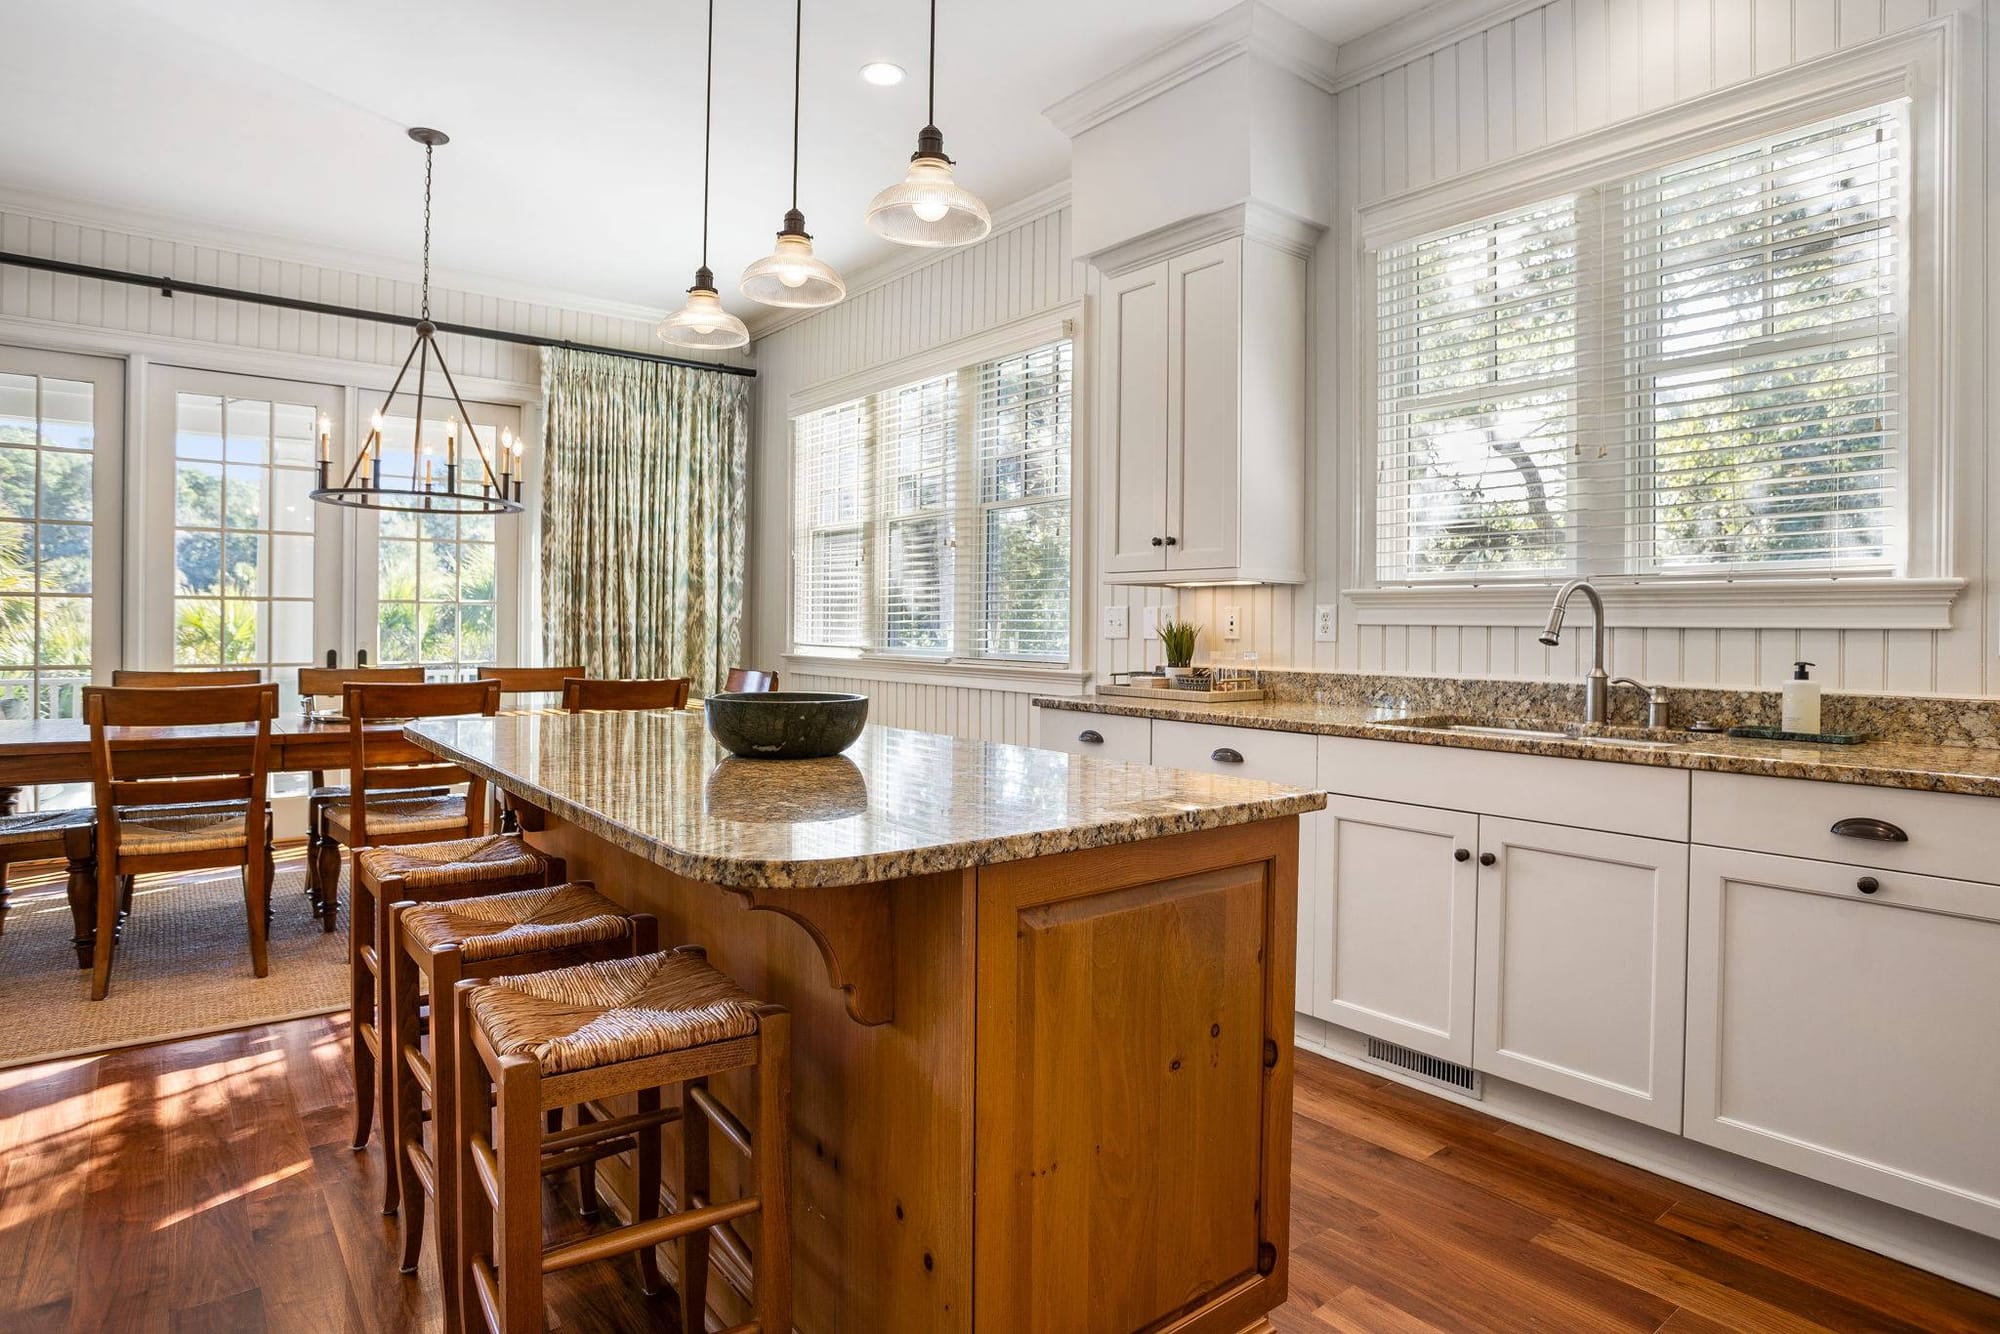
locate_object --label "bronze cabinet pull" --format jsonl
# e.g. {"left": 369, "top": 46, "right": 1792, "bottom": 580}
{"left": 1830, "top": 817, "right": 1909, "bottom": 843}
{"left": 1211, "top": 747, "right": 1244, "bottom": 763}
{"left": 1077, "top": 729, "right": 1104, "bottom": 744}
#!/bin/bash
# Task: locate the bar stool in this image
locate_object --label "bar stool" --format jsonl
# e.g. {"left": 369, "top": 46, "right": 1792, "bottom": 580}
{"left": 351, "top": 835, "right": 564, "bottom": 1188}
{"left": 388, "top": 882, "right": 655, "bottom": 1332}
{"left": 454, "top": 948, "right": 791, "bottom": 1334}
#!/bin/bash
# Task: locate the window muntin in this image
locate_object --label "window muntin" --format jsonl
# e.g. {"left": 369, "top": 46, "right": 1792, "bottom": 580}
{"left": 1375, "top": 102, "right": 1904, "bottom": 584}
{"left": 0, "top": 371, "right": 96, "bottom": 720}
{"left": 373, "top": 414, "right": 500, "bottom": 671}
{"left": 791, "top": 336, "right": 1074, "bottom": 665}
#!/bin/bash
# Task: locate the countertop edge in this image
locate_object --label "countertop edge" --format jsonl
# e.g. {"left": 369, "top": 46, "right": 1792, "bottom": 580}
{"left": 1030, "top": 695, "right": 2000, "bottom": 799}
{"left": 404, "top": 723, "right": 1327, "bottom": 890}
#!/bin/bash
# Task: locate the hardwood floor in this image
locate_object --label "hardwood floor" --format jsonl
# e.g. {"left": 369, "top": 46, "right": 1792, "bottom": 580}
{"left": 2, "top": 1016, "right": 1995, "bottom": 1333}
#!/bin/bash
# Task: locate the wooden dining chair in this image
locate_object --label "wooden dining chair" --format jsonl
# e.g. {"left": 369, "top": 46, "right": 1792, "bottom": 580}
{"left": 83, "top": 682, "right": 279, "bottom": 999}
{"left": 110, "top": 668, "right": 265, "bottom": 687}
{"left": 297, "top": 666, "right": 431, "bottom": 930}
{"left": 477, "top": 666, "right": 585, "bottom": 697}
{"left": 560, "top": 677, "right": 691, "bottom": 712}
{"left": 722, "top": 667, "right": 779, "bottom": 693}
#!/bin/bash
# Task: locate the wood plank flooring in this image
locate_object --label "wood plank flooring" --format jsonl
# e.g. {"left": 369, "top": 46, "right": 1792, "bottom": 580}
{"left": 1, "top": 1014, "right": 1995, "bottom": 1332}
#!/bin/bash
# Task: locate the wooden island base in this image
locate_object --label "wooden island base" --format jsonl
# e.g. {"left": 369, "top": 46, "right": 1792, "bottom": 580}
{"left": 522, "top": 806, "right": 1299, "bottom": 1334}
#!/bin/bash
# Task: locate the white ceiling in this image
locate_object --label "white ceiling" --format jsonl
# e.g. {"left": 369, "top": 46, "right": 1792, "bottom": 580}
{"left": 1, "top": 0, "right": 1416, "bottom": 317}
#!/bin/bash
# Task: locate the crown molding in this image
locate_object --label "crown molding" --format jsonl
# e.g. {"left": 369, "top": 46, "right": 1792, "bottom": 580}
{"left": 1041, "top": 0, "right": 1338, "bottom": 139}
{"left": 1088, "top": 198, "right": 1324, "bottom": 274}
{"left": 744, "top": 179, "right": 1073, "bottom": 343}
{"left": 1329, "top": 0, "right": 1549, "bottom": 93}
{"left": 0, "top": 183, "right": 676, "bottom": 329}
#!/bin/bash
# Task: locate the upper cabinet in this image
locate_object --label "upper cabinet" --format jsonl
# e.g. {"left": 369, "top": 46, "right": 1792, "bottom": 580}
{"left": 1097, "top": 225, "right": 1309, "bottom": 585}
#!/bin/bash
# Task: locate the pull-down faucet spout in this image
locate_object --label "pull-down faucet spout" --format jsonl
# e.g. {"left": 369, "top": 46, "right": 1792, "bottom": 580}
{"left": 1539, "top": 580, "right": 1610, "bottom": 724}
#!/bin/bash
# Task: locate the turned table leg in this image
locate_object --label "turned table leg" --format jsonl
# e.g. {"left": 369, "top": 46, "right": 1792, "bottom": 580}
{"left": 63, "top": 823, "right": 95, "bottom": 969}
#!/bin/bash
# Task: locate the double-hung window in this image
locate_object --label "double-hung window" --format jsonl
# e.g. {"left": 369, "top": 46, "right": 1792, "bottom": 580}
{"left": 791, "top": 336, "right": 1074, "bottom": 665}
{"left": 1375, "top": 101, "right": 1905, "bottom": 585}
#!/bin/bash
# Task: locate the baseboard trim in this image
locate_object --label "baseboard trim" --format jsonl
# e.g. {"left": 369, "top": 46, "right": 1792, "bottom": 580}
{"left": 1293, "top": 1013, "right": 2000, "bottom": 1299}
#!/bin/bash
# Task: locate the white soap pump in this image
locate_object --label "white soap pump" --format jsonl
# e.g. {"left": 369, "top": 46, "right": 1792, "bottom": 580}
{"left": 1781, "top": 660, "right": 1821, "bottom": 735}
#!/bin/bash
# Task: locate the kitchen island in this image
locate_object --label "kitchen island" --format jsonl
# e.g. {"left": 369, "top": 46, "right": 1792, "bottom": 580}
{"left": 406, "top": 709, "right": 1324, "bottom": 1334}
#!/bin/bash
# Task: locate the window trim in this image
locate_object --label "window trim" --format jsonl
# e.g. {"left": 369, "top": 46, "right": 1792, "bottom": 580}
{"left": 785, "top": 305, "right": 1085, "bottom": 676}
{"left": 1347, "top": 20, "right": 1963, "bottom": 626}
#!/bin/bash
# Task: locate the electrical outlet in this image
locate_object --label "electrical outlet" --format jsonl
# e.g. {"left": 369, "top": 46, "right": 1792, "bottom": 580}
{"left": 1314, "top": 604, "right": 1338, "bottom": 642}
{"left": 1221, "top": 606, "right": 1241, "bottom": 640}
{"left": 1102, "top": 605, "right": 1129, "bottom": 639}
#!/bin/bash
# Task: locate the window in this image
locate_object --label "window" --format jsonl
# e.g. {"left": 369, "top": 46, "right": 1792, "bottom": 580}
{"left": 791, "top": 336, "right": 1074, "bottom": 664}
{"left": 372, "top": 410, "right": 507, "bottom": 673}
{"left": 1375, "top": 102, "right": 1903, "bottom": 585}
{"left": 171, "top": 392, "right": 319, "bottom": 698}
{"left": 0, "top": 369, "right": 97, "bottom": 721}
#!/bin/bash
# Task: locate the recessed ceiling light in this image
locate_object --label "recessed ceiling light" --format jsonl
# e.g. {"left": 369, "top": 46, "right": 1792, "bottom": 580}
{"left": 860, "top": 61, "right": 905, "bottom": 86}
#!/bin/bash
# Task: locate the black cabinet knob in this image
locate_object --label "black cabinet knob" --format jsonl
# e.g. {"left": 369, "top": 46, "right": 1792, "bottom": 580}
{"left": 1151, "top": 536, "right": 1164, "bottom": 547}
{"left": 1478, "top": 852, "right": 1497, "bottom": 867}
{"left": 1856, "top": 876, "right": 1881, "bottom": 894}
{"left": 1078, "top": 729, "right": 1104, "bottom": 744}
{"left": 1164, "top": 535, "right": 1179, "bottom": 546}
{"left": 1454, "top": 848, "right": 1471, "bottom": 863}
{"left": 1211, "top": 747, "right": 1244, "bottom": 764}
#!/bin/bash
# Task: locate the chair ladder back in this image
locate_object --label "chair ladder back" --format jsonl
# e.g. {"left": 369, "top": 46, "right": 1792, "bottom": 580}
{"left": 110, "top": 668, "right": 265, "bottom": 688}
{"left": 478, "top": 665, "right": 585, "bottom": 696}
{"left": 342, "top": 679, "right": 502, "bottom": 847}
{"left": 298, "top": 665, "right": 426, "bottom": 700}
{"left": 561, "top": 678, "right": 691, "bottom": 712}
{"left": 84, "top": 683, "right": 278, "bottom": 858}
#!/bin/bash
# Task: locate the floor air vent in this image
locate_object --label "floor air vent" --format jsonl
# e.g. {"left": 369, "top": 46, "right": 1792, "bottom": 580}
{"left": 1363, "top": 1038, "right": 1482, "bottom": 1098}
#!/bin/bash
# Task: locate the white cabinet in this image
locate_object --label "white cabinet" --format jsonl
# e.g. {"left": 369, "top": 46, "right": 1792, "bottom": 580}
{"left": 1684, "top": 846, "right": 2000, "bottom": 1239}
{"left": 1312, "top": 795, "right": 1479, "bottom": 1064}
{"left": 1473, "top": 818, "right": 1689, "bottom": 1131}
{"left": 1030, "top": 707, "right": 1152, "bottom": 764}
{"left": 1096, "top": 233, "right": 1307, "bottom": 585}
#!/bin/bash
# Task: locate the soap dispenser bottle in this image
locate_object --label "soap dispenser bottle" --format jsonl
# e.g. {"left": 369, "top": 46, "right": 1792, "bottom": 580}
{"left": 1782, "top": 660, "right": 1821, "bottom": 735}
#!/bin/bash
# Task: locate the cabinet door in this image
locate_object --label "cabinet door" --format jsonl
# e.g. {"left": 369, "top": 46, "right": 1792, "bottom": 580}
{"left": 1473, "top": 818, "right": 1688, "bottom": 1130}
{"left": 1164, "top": 240, "right": 1241, "bottom": 574}
{"left": 1685, "top": 846, "right": 2000, "bottom": 1238}
{"left": 1314, "top": 794, "right": 1478, "bottom": 1063}
{"left": 1100, "top": 263, "right": 1170, "bottom": 575}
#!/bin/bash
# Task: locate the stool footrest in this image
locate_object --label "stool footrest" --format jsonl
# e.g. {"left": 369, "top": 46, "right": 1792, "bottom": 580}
{"left": 689, "top": 1084, "right": 753, "bottom": 1160}
{"left": 541, "top": 1104, "right": 681, "bottom": 1154}
{"left": 538, "top": 1138, "right": 637, "bottom": 1176}
{"left": 404, "top": 1139, "right": 437, "bottom": 1200}
{"left": 403, "top": 1043, "right": 434, "bottom": 1098}
{"left": 541, "top": 1195, "right": 762, "bottom": 1274}
{"left": 470, "top": 1255, "right": 502, "bottom": 1333}
{"left": 470, "top": 1134, "right": 500, "bottom": 1210}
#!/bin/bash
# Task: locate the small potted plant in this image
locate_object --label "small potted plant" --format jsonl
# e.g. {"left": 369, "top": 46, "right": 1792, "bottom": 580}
{"left": 1159, "top": 619, "right": 1205, "bottom": 688}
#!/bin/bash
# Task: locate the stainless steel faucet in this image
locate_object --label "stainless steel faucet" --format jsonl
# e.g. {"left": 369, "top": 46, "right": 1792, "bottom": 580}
{"left": 1610, "top": 677, "right": 1674, "bottom": 729}
{"left": 1538, "top": 579, "right": 1610, "bottom": 723}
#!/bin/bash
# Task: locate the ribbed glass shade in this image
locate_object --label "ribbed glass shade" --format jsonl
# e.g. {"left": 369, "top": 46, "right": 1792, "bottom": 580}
{"left": 866, "top": 155, "right": 991, "bottom": 247}
{"left": 656, "top": 282, "right": 749, "bottom": 350}
{"left": 741, "top": 230, "right": 846, "bottom": 308}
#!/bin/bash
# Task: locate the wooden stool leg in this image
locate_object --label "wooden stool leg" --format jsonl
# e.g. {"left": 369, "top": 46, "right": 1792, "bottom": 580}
{"left": 390, "top": 906, "right": 425, "bottom": 1271}
{"left": 428, "top": 949, "right": 465, "bottom": 1333}
{"left": 634, "top": 1087, "right": 664, "bottom": 1295}
{"left": 755, "top": 1010, "right": 793, "bottom": 1334}
{"left": 494, "top": 1058, "right": 545, "bottom": 1334}
{"left": 678, "top": 1076, "right": 711, "bottom": 1331}
{"left": 376, "top": 878, "right": 401, "bottom": 1216}
{"left": 244, "top": 850, "right": 270, "bottom": 980}
{"left": 349, "top": 875, "right": 377, "bottom": 1151}
{"left": 454, "top": 983, "right": 494, "bottom": 1334}
{"left": 64, "top": 826, "right": 94, "bottom": 970}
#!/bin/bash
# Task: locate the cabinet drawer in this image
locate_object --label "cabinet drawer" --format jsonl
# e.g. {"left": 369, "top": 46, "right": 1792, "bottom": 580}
{"left": 1692, "top": 772, "right": 2000, "bottom": 882}
{"left": 1034, "top": 709, "right": 1151, "bottom": 764}
{"left": 1152, "top": 719, "right": 1317, "bottom": 787}
{"left": 1317, "top": 736, "right": 1688, "bottom": 842}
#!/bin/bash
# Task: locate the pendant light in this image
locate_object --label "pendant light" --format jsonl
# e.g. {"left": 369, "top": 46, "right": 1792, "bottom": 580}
{"left": 741, "top": 0, "right": 846, "bottom": 308}
{"left": 311, "top": 128, "right": 523, "bottom": 516}
{"left": 864, "top": 0, "right": 991, "bottom": 248}
{"left": 658, "top": 0, "right": 750, "bottom": 350}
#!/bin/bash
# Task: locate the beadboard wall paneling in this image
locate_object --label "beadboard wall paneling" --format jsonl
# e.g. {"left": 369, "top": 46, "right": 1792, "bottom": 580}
{"left": 0, "top": 204, "right": 709, "bottom": 390}
{"left": 747, "top": 206, "right": 1085, "bottom": 743}
{"left": 1323, "top": 0, "right": 1994, "bottom": 695}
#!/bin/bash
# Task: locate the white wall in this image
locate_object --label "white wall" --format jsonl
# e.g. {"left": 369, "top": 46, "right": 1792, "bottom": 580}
{"left": 746, "top": 202, "right": 1084, "bottom": 743}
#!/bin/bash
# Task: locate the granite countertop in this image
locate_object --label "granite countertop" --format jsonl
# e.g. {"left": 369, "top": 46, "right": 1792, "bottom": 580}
{"left": 405, "top": 711, "right": 1324, "bottom": 890}
{"left": 1033, "top": 695, "right": 2000, "bottom": 799}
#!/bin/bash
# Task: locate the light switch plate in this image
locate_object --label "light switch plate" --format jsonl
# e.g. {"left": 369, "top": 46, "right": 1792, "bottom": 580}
{"left": 1314, "top": 604, "right": 1338, "bottom": 642}
{"left": 1221, "top": 606, "right": 1241, "bottom": 640}
{"left": 1102, "top": 605, "right": 1129, "bottom": 639}
{"left": 1140, "top": 605, "right": 1161, "bottom": 643}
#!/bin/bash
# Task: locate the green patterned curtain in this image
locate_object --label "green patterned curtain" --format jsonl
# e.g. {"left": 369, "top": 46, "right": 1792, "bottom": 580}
{"left": 540, "top": 349, "right": 749, "bottom": 695}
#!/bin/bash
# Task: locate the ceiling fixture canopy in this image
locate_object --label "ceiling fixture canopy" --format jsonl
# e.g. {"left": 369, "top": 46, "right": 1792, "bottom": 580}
{"left": 311, "top": 128, "right": 524, "bottom": 516}
{"left": 741, "top": 0, "right": 845, "bottom": 309}
{"left": 659, "top": 0, "right": 750, "bottom": 350}
{"left": 865, "top": 0, "right": 991, "bottom": 248}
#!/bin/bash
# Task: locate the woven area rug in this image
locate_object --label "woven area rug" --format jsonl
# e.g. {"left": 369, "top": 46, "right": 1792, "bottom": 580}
{"left": 0, "top": 849, "right": 347, "bottom": 1069}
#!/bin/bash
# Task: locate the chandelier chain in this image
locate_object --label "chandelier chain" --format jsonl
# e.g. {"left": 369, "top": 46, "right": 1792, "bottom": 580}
{"left": 700, "top": 0, "right": 715, "bottom": 268}
{"left": 928, "top": 0, "right": 937, "bottom": 127}
{"left": 421, "top": 140, "right": 434, "bottom": 319}
{"left": 791, "top": 0, "right": 802, "bottom": 210}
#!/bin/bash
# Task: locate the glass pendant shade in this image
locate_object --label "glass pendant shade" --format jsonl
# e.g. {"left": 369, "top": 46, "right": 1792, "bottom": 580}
{"left": 657, "top": 268, "right": 750, "bottom": 350}
{"left": 741, "top": 212, "right": 846, "bottom": 308}
{"left": 866, "top": 139, "right": 991, "bottom": 247}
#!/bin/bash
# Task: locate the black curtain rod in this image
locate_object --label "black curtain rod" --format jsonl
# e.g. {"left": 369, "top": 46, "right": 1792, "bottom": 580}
{"left": 0, "top": 251, "right": 758, "bottom": 379}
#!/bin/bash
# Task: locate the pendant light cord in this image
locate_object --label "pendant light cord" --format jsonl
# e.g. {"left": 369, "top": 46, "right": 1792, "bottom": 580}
{"left": 790, "top": 0, "right": 802, "bottom": 210}
{"left": 420, "top": 140, "right": 434, "bottom": 319}
{"left": 927, "top": 0, "right": 937, "bottom": 127}
{"left": 700, "top": 0, "right": 715, "bottom": 269}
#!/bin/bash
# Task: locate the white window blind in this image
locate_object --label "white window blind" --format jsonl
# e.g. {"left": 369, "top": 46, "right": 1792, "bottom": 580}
{"left": 1375, "top": 101, "right": 1904, "bottom": 584}
{"left": 790, "top": 335, "right": 1073, "bottom": 664}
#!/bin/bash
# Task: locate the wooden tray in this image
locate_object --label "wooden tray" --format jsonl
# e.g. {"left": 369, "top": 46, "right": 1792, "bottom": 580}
{"left": 1096, "top": 683, "right": 1267, "bottom": 703}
